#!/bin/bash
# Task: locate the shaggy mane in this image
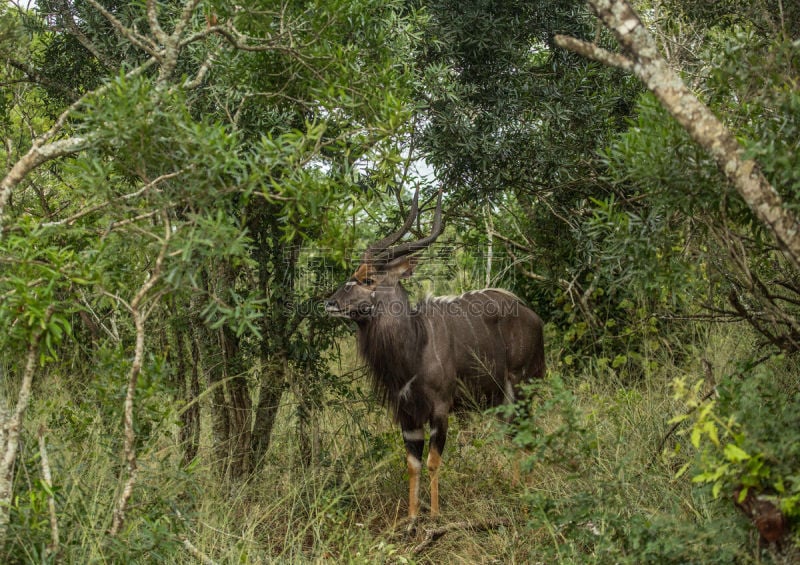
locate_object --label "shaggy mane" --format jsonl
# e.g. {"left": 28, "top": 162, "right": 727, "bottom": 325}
{"left": 357, "top": 308, "right": 425, "bottom": 421}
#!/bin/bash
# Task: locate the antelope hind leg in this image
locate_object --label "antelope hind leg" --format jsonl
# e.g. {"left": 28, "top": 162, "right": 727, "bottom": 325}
{"left": 428, "top": 413, "right": 448, "bottom": 518}
{"left": 427, "top": 448, "right": 441, "bottom": 518}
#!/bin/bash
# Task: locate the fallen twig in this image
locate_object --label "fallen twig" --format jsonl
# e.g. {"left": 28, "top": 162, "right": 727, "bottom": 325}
{"left": 173, "top": 507, "right": 218, "bottom": 565}
{"left": 411, "top": 518, "right": 511, "bottom": 555}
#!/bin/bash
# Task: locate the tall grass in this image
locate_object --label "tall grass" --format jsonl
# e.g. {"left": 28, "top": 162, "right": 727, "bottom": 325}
{"left": 4, "top": 322, "right": 791, "bottom": 563}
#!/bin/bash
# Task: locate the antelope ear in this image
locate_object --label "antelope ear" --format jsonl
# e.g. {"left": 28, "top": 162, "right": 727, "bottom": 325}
{"left": 385, "top": 256, "right": 417, "bottom": 279}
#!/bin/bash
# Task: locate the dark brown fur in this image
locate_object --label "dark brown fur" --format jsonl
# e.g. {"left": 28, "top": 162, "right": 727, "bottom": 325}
{"left": 350, "top": 286, "right": 545, "bottom": 423}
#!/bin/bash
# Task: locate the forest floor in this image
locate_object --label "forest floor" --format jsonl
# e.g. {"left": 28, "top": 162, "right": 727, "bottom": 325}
{"left": 13, "top": 324, "right": 797, "bottom": 564}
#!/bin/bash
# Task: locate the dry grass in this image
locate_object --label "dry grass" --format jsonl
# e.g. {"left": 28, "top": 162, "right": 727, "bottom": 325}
{"left": 5, "top": 324, "right": 777, "bottom": 563}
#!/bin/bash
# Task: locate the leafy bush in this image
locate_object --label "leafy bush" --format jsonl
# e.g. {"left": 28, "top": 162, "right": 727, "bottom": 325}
{"left": 671, "top": 357, "right": 800, "bottom": 547}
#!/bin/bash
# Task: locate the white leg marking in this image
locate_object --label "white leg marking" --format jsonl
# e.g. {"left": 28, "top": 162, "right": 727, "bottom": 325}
{"left": 403, "top": 429, "right": 425, "bottom": 442}
{"left": 407, "top": 455, "right": 422, "bottom": 501}
{"left": 407, "top": 453, "right": 422, "bottom": 472}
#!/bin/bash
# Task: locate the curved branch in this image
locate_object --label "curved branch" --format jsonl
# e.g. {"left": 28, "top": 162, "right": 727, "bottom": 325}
{"left": 556, "top": 0, "right": 800, "bottom": 270}
{"left": 0, "top": 305, "right": 55, "bottom": 545}
{"left": 5, "top": 57, "right": 79, "bottom": 98}
{"left": 173, "top": 0, "right": 202, "bottom": 41}
{"left": 0, "top": 58, "right": 156, "bottom": 236}
{"left": 39, "top": 168, "right": 187, "bottom": 228}
{"left": 109, "top": 210, "right": 172, "bottom": 536}
{"left": 146, "top": 0, "right": 169, "bottom": 45}
{"left": 188, "top": 24, "right": 281, "bottom": 52}
{"left": 0, "top": 136, "right": 90, "bottom": 225}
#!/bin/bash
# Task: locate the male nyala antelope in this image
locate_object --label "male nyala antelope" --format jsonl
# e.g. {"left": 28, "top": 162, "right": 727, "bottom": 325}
{"left": 325, "top": 190, "right": 545, "bottom": 520}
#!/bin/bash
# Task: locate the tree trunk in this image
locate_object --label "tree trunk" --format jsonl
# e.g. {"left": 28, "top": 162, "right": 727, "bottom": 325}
{"left": 166, "top": 309, "right": 201, "bottom": 466}
{"left": 220, "top": 324, "right": 252, "bottom": 480}
{"left": 293, "top": 323, "right": 326, "bottom": 469}
{"left": 181, "top": 335, "right": 200, "bottom": 465}
{"left": 180, "top": 328, "right": 201, "bottom": 466}
{"left": 190, "top": 290, "right": 229, "bottom": 476}
{"left": 250, "top": 355, "right": 286, "bottom": 470}
{"left": 293, "top": 364, "right": 321, "bottom": 469}
{"left": 246, "top": 207, "right": 301, "bottom": 470}
{"left": 191, "top": 266, "right": 253, "bottom": 481}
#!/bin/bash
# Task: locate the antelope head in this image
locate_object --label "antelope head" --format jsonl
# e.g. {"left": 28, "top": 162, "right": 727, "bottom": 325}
{"left": 325, "top": 189, "right": 443, "bottom": 322}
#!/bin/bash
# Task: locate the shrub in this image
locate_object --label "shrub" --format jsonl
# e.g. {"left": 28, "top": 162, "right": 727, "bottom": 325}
{"left": 671, "top": 357, "right": 800, "bottom": 549}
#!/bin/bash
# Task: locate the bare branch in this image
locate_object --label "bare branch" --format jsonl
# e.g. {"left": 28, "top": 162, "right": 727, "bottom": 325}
{"left": 79, "top": 289, "right": 121, "bottom": 342}
{"left": 109, "top": 211, "right": 172, "bottom": 536}
{"left": 5, "top": 57, "right": 79, "bottom": 98}
{"left": 84, "top": 0, "right": 159, "bottom": 56}
{"left": 182, "top": 55, "right": 214, "bottom": 90}
{"left": 173, "top": 0, "right": 203, "bottom": 41}
{"left": 146, "top": 0, "right": 169, "bottom": 45}
{"left": 0, "top": 136, "right": 89, "bottom": 225}
{"left": 494, "top": 234, "right": 598, "bottom": 326}
{"left": 40, "top": 168, "right": 187, "bottom": 228}
{"left": 99, "top": 289, "right": 131, "bottom": 313}
{"left": 0, "top": 58, "right": 157, "bottom": 235}
{"left": 189, "top": 24, "right": 279, "bottom": 51}
{"left": 553, "top": 34, "right": 634, "bottom": 71}
{"left": 55, "top": 0, "right": 116, "bottom": 68}
{"left": 0, "top": 305, "right": 55, "bottom": 545}
{"left": 182, "top": 537, "right": 218, "bottom": 565}
{"left": 37, "top": 427, "right": 60, "bottom": 558}
{"left": 173, "top": 508, "right": 218, "bottom": 565}
{"left": 44, "top": 54, "right": 155, "bottom": 145}
{"left": 102, "top": 209, "right": 163, "bottom": 233}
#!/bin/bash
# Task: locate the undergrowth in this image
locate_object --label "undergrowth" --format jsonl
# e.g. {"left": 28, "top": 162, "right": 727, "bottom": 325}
{"left": 4, "top": 324, "right": 798, "bottom": 563}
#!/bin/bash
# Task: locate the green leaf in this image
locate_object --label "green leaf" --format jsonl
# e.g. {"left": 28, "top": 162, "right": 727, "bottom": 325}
{"left": 704, "top": 421, "right": 720, "bottom": 447}
{"left": 723, "top": 443, "right": 750, "bottom": 462}
{"left": 737, "top": 486, "right": 750, "bottom": 503}
{"left": 690, "top": 426, "right": 701, "bottom": 449}
{"left": 668, "top": 413, "right": 688, "bottom": 425}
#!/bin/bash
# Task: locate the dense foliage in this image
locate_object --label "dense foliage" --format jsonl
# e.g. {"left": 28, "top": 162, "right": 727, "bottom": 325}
{"left": 1, "top": 0, "right": 798, "bottom": 561}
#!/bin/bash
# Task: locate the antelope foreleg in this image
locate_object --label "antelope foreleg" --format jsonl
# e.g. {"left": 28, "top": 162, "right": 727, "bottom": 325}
{"left": 403, "top": 428, "right": 424, "bottom": 519}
